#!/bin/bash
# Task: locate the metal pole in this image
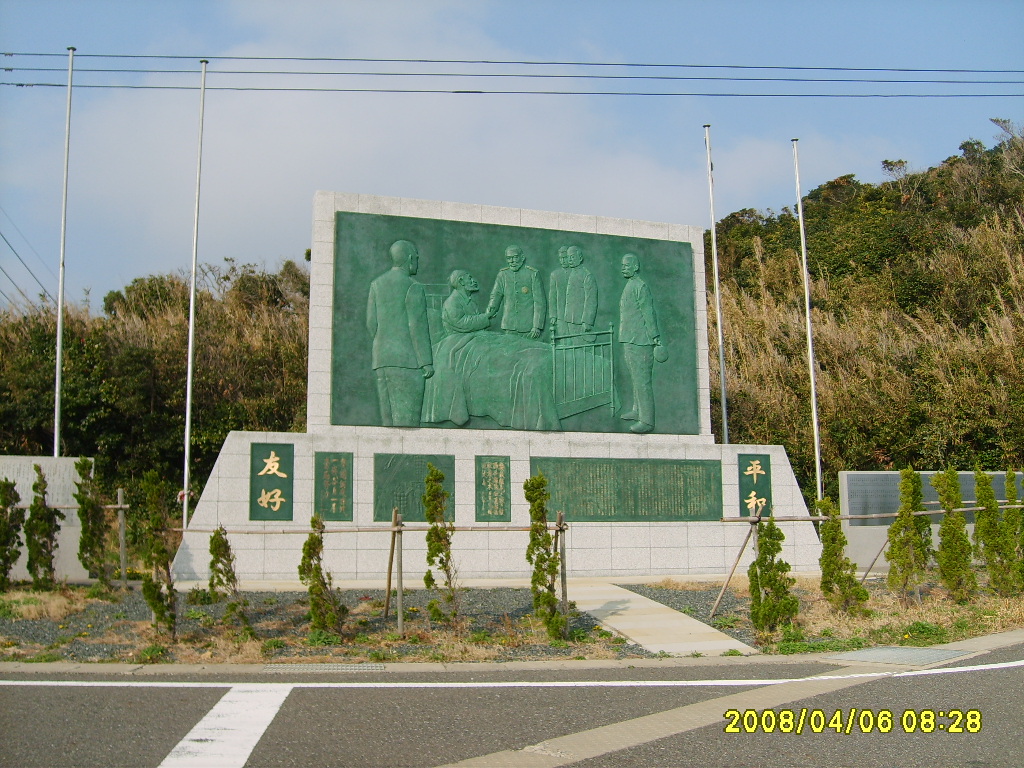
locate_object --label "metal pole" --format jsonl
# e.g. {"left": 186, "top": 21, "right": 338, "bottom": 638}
{"left": 704, "top": 124, "right": 729, "bottom": 444}
{"left": 182, "top": 59, "right": 209, "bottom": 529}
{"left": 396, "top": 513, "right": 404, "bottom": 636}
{"left": 53, "top": 46, "right": 75, "bottom": 458}
{"left": 791, "top": 139, "right": 824, "bottom": 501}
{"left": 117, "top": 487, "right": 126, "bottom": 589}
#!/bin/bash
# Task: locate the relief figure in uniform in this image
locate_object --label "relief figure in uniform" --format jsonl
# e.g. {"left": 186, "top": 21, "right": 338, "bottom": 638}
{"left": 485, "top": 245, "right": 545, "bottom": 339}
{"left": 421, "top": 267, "right": 561, "bottom": 431}
{"left": 366, "top": 240, "right": 434, "bottom": 426}
{"left": 618, "top": 253, "right": 662, "bottom": 434}
{"left": 548, "top": 244, "right": 598, "bottom": 344}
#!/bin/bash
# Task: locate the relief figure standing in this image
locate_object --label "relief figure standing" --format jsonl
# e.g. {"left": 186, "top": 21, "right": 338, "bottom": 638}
{"left": 485, "top": 245, "right": 545, "bottom": 339}
{"left": 618, "top": 253, "right": 661, "bottom": 434}
{"left": 366, "top": 240, "right": 434, "bottom": 426}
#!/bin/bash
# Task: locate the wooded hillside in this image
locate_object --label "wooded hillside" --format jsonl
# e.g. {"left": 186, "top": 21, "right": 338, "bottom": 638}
{"left": 1, "top": 119, "right": 1021, "bottom": 506}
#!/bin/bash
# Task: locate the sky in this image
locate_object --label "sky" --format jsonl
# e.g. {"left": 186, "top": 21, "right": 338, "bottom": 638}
{"left": 1, "top": 0, "right": 1022, "bottom": 307}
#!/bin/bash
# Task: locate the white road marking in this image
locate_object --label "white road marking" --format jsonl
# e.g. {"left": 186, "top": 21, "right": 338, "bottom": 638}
{"left": 158, "top": 684, "right": 293, "bottom": 768}
{"left": 2, "top": 654, "right": 1023, "bottom": 692}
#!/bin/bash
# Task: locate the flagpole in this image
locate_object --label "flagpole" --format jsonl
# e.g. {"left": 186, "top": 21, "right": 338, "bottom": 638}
{"left": 791, "top": 139, "right": 824, "bottom": 501}
{"left": 703, "top": 124, "right": 729, "bottom": 444}
{"left": 53, "top": 46, "right": 75, "bottom": 458}
{"left": 183, "top": 59, "right": 208, "bottom": 529}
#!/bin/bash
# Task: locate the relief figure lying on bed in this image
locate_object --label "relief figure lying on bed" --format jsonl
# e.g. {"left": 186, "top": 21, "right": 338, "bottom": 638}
{"left": 421, "top": 269, "right": 562, "bottom": 431}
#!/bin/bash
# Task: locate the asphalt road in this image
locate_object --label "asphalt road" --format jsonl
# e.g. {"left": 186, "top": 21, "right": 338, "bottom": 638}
{"left": 1, "top": 642, "right": 1022, "bottom": 768}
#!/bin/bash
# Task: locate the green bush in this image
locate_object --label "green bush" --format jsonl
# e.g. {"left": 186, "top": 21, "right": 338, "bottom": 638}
{"left": 747, "top": 517, "right": 798, "bottom": 633}
{"left": 298, "top": 515, "right": 347, "bottom": 635}
{"left": 0, "top": 478, "right": 24, "bottom": 592}
{"left": 523, "top": 473, "right": 565, "bottom": 640}
{"left": 423, "top": 463, "right": 460, "bottom": 623}
{"left": 886, "top": 468, "right": 929, "bottom": 602}
{"left": 24, "top": 465, "right": 65, "bottom": 590}
{"left": 973, "top": 469, "right": 1020, "bottom": 596}
{"left": 817, "top": 497, "right": 869, "bottom": 614}
{"left": 137, "top": 470, "right": 178, "bottom": 640}
{"left": 73, "top": 458, "right": 109, "bottom": 587}
{"left": 932, "top": 468, "right": 976, "bottom": 603}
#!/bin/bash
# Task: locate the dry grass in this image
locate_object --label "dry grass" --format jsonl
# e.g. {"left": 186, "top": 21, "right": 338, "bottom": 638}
{"left": 796, "top": 580, "right": 1024, "bottom": 644}
{"left": 1, "top": 589, "right": 82, "bottom": 620}
{"left": 653, "top": 578, "right": 730, "bottom": 593}
{"left": 171, "top": 636, "right": 265, "bottom": 664}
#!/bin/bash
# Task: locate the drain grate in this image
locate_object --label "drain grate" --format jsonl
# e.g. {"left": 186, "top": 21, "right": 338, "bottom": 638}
{"left": 827, "top": 646, "right": 970, "bottom": 666}
{"left": 264, "top": 663, "right": 387, "bottom": 673}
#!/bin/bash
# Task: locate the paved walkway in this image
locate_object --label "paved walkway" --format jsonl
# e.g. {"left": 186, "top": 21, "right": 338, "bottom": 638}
{"left": 569, "top": 580, "right": 757, "bottom": 657}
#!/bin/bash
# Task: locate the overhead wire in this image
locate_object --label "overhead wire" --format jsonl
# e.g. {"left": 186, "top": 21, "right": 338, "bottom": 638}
{"left": 4, "top": 51, "right": 1023, "bottom": 74}
{"left": 0, "top": 204, "right": 58, "bottom": 280}
{"left": 0, "top": 261, "right": 35, "bottom": 306}
{"left": 4, "top": 65, "right": 1022, "bottom": 86}
{"left": 0, "top": 228, "right": 56, "bottom": 302}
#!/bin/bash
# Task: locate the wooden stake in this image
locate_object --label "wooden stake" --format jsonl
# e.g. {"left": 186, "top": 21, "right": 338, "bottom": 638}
{"left": 383, "top": 507, "right": 398, "bottom": 619}
{"left": 710, "top": 515, "right": 759, "bottom": 619}
{"left": 557, "top": 511, "right": 568, "bottom": 617}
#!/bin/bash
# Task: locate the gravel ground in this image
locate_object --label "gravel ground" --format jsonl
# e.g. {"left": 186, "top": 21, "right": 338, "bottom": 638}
{"left": 1, "top": 586, "right": 664, "bottom": 663}
{"left": 617, "top": 583, "right": 757, "bottom": 648}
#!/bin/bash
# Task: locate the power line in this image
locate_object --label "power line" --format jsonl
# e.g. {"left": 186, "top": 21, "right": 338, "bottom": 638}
{"left": 2, "top": 81, "right": 1019, "bottom": 98}
{"left": 4, "top": 51, "right": 1022, "bottom": 74}
{"left": 0, "top": 205, "right": 58, "bottom": 281}
{"left": 0, "top": 228, "right": 56, "bottom": 302}
{"left": 5, "top": 66, "right": 1021, "bottom": 86}
{"left": 0, "top": 262, "right": 35, "bottom": 306}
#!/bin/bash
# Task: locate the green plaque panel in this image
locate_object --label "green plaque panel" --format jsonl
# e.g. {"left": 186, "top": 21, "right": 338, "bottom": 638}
{"left": 314, "top": 452, "right": 354, "bottom": 521}
{"left": 738, "top": 454, "right": 772, "bottom": 516}
{"left": 529, "top": 457, "right": 722, "bottom": 522}
{"left": 374, "top": 453, "right": 455, "bottom": 522}
{"left": 250, "top": 443, "right": 294, "bottom": 521}
{"left": 475, "top": 456, "right": 511, "bottom": 522}
{"left": 332, "top": 211, "right": 699, "bottom": 435}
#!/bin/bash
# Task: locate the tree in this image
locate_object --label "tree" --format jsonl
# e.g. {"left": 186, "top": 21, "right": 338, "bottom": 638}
{"left": 747, "top": 518, "right": 798, "bottom": 633}
{"left": 137, "top": 470, "right": 178, "bottom": 639}
{"left": 886, "top": 468, "right": 929, "bottom": 602}
{"left": 1005, "top": 468, "right": 1024, "bottom": 584}
{"left": 972, "top": 470, "right": 1019, "bottom": 596}
{"left": 523, "top": 473, "right": 565, "bottom": 640}
{"left": 932, "top": 468, "right": 976, "bottom": 603}
{"left": 73, "top": 458, "right": 109, "bottom": 587}
{"left": 297, "top": 514, "right": 347, "bottom": 635}
{"left": 208, "top": 525, "right": 252, "bottom": 636}
{"left": 423, "top": 463, "right": 460, "bottom": 623}
{"left": 24, "top": 465, "right": 65, "bottom": 590}
{"left": 0, "top": 479, "right": 24, "bottom": 591}
{"left": 817, "top": 498, "right": 869, "bottom": 614}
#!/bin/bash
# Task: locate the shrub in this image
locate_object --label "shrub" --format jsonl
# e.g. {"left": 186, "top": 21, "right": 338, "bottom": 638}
{"left": 423, "top": 463, "right": 460, "bottom": 623}
{"left": 886, "top": 468, "right": 929, "bottom": 602}
{"left": 0, "top": 479, "right": 25, "bottom": 591}
{"left": 523, "top": 473, "right": 565, "bottom": 640}
{"left": 972, "top": 470, "right": 1019, "bottom": 596}
{"left": 817, "top": 497, "right": 869, "bottom": 614}
{"left": 1004, "top": 468, "right": 1024, "bottom": 584}
{"left": 137, "top": 470, "right": 178, "bottom": 640}
{"left": 208, "top": 526, "right": 252, "bottom": 635}
{"left": 297, "top": 515, "right": 347, "bottom": 635}
{"left": 747, "top": 517, "right": 798, "bottom": 633}
{"left": 932, "top": 468, "right": 976, "bottom": 603}
{"left": 73, "top": 458, "right": 109, "bottom": 587}
{"left": 24, "top": 465, "right": 65, "bottom": 590}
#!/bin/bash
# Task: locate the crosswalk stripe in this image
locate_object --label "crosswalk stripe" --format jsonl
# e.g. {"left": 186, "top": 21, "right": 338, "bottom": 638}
{"left": 158, "top": 684, "right": 293, "bottom": 768}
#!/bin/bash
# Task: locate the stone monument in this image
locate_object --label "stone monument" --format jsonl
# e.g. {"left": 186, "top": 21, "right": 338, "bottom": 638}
{"left": 171, "top": 193, "right": 821, "bottom": 583}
